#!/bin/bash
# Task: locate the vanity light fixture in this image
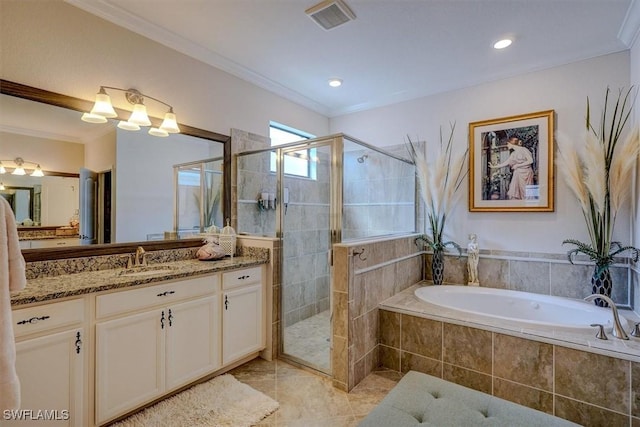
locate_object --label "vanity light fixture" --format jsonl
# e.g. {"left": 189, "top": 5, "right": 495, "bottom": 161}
{"left": 0, "top": 158, "right": 45, "bottom": 177}
{"left": 81, "top": 86, "right": 180, "bottom": 137}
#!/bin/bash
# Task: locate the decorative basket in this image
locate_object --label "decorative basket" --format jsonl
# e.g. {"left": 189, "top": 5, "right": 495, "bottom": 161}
{"left": 219, "top": 219, "right": 236, "bottom": 257}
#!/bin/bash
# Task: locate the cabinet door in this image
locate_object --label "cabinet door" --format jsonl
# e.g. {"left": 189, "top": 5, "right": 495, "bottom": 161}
{"left": 95, "top": 310, "right": 164, "bottom": 425}
{"left": 222, "top": 284, "right": 263, "bottom": 364}
{"left": 165, "top": 295, "right": 220, "bottom": 391}
{"left": 10, "top": 329, "right": 84, "bottom": 427}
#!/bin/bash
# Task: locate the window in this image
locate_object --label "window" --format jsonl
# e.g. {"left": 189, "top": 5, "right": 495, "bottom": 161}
{"left": 270, "top": 122, "right": 315, "bottom": 178}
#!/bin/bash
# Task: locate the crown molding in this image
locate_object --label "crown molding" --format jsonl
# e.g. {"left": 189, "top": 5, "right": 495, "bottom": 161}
{"left": 65, "top": 0, "right": 331, "bottom": 117}
{"left": 619, "top": 0, "right": 640, "bottom": 47}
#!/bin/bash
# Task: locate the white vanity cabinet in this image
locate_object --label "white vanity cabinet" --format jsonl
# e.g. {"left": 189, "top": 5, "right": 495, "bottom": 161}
{"left": 11, "top": 298, "right": 87, "bottom": 427}
{"left": 221, "top": 266, "right": 264, "bottom": 365}
{"left": 94, "top": 276, "right": 220, "bottom": 425}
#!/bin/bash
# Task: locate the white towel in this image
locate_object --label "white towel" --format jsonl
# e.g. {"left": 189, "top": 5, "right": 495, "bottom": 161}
{"left": 0, "top": 197, "right": 26, "bottom": 411}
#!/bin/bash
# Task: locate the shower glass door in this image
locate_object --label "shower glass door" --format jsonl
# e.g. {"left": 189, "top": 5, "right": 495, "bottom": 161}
{"left": 280, "top": 141, "right": 334, "bottom": 374}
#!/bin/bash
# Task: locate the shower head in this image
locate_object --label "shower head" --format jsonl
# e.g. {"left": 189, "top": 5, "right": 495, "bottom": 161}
{"left": 357, "top": 154, "right": 368, "bottom": 163}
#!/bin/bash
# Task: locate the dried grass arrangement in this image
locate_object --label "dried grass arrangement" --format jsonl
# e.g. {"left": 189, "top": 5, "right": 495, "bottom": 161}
{"left": 556, "top": 87, "right": 639, "bottom": 304}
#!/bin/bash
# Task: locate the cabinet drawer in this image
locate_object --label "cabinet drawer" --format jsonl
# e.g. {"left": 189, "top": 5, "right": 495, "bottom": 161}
{"left": 222, "top": 266, "right": 262, "bottom": 290}
{"left": 13, "top": 298, "right": 84, "bottom": 339}
{"left": 96, "top": 275, "right": 218, "bottom": 319}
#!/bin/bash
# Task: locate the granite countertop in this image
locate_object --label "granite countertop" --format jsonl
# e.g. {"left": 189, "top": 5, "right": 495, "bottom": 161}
{"left": 11, "top": 257, "right": 266, "bottom": 306}
{"left": 19, "top": 235, "right": 80, "bottom": 241}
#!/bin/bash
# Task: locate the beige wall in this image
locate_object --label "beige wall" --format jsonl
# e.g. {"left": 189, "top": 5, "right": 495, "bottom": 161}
{"left": 331, "top": 52, "right": 632, "bottom": 255}
{"left": 84, "top": 128, "right": 116, "bottom": 173}
{"left": 0, "top": 0, "right": 329, "bottom": 141}
{"left": 0, "top": 131, "right": 84, "bottom": 174}
{"left": 631, "top": 35, "right": 640, "bottom": 313}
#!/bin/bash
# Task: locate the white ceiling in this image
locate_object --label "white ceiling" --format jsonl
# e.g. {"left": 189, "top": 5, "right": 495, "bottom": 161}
{"left": 59, "top": 1, "right": 640, "bottom": 118}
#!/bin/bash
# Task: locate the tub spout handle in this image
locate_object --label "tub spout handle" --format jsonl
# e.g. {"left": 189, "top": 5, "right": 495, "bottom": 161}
{"left": 590, "top": 323, "right": 608, "bottom": 340}
{"left": 584, "top": 294, "right": 629, "bottom": 340}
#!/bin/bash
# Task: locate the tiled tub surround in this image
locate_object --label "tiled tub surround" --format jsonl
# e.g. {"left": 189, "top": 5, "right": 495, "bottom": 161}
{"left": 427, "top": 250, "right": 633, "bottom": 308}
{"left": 379, "top": 285, "right": 640, "bottom": 427}
{"left": 332, "top": 234, "right": 424, "bottom": 391}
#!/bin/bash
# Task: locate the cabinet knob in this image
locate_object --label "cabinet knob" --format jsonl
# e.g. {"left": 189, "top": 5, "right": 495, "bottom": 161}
{"left": 168, "top": 309, "right": 173, "bottom": 327}
{"left": 160, "top": 310, "right": 165, "bottom": 329}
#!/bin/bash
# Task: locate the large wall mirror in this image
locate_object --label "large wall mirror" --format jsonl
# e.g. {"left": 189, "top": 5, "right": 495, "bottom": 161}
{"left": 0, "top": 80, "right": 231, "bottom": 260}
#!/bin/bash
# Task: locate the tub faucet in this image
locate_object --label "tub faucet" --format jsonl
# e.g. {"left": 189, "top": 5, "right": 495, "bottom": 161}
{"left": 584, "top": 294, "right": 629, "bottom": 340}
{"left": 134, "top": 246, "right": 147, "bottom": 267}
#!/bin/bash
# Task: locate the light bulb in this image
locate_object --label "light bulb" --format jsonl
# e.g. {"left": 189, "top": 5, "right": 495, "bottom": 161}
{"left": 81, "top": 112, "right": 108, "bottom": 123}
{"left": 159, "top": 111, "right": 180, "bottom": 134}
{"left": 31, "top": 165, "right": 44, "bottom": 177}
{"left": 117, "top": 120, "right": 140, "bottom": 131}
{"left": 128, "top": 103, "right": 151, "bottom": 127}
{"left": 149, "top": 127, "right": 169, "bottom": 137}
{"left": 89, "top": 89, "right": 118, "bottom": 118}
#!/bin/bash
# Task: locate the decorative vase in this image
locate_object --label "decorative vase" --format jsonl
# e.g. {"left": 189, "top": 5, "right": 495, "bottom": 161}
{"left": 590, "top": 264, "right": 613, "bottom": 307}
{"left": 431, "top": 250, "right": 444, "bottom": 286}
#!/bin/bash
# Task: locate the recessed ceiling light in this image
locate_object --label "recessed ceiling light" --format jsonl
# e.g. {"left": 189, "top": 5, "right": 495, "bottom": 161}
{"left": 328, "top": 78, "right": 343, "bottom": 87}
{"left": 493, "top": 38, "right": 513, "bottom": 49}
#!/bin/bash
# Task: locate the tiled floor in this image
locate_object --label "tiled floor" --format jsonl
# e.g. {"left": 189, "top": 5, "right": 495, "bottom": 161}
{"left": 283, "top": 310, "right": 331, "bottom": 373}
{"left": 229, "top": 357, "right": 402, "bottom": 426}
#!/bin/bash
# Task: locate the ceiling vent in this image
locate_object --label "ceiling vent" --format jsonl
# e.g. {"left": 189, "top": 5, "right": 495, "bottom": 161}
{"left": 305, "top": 0, "right": 356, "bottom": 30}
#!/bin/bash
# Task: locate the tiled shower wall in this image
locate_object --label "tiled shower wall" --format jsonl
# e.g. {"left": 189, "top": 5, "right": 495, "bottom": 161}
{"left": 280, "top": 150, "right": 331, "bottom": 326}
{"left": 234, "top": 130, "right": 330, "bottom": 326}
{"left": 342, "top": 144, "right": 415, "bottom": 240}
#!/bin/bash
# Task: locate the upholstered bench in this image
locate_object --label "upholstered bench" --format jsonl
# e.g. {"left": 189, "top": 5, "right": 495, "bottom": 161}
{"left": 358, "top": 371, "right": 579, "bottom": 426}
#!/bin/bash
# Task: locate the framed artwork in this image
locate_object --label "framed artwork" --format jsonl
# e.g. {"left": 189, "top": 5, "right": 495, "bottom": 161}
{"left": 468, "top": 110, "right": 555, "bottom": 212}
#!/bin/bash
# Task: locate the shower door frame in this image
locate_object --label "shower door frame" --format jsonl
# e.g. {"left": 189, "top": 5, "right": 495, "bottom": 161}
{"left": 276, "top": 135, "right": 342, "bottom": 374}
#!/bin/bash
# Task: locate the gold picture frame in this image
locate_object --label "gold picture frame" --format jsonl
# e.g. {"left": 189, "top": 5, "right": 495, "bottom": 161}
{"left": 469, "top": 110, "right": 555, "bottom": 212}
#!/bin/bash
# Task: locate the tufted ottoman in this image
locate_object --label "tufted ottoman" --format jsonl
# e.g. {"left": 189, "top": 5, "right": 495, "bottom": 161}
{"left": 358, "top": 371, "right": 579, "bottom": 426}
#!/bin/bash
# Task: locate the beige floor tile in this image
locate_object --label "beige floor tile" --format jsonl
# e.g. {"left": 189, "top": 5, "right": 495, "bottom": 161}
{"left": 231, "top": 357, "right": 398, "bottom": 426}
{"left": 277, "top": 415, "right": 356, "bottom": 427}
{"left": 276, "top": 375, "right": 352, "bottom": 421}
{"left": 347, "top": 370, "right": 402, "bottom": 416}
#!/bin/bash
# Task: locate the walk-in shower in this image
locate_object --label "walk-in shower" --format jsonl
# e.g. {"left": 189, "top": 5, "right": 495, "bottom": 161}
{"left": 236, "top": 133, "right": 416, "bottom": 374}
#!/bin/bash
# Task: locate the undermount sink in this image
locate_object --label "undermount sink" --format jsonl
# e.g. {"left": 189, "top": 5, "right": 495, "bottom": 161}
{"left": 119, "top": 265, "right": 177, "bottom": 277}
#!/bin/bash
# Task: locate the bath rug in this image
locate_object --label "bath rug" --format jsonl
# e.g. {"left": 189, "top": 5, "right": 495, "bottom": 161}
{"left": 111, "top": 374, "right": 279, "bottom": 427}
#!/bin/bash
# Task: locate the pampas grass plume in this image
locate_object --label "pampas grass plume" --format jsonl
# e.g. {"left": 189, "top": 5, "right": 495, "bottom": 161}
{"left": 581, "top": 131, "right": 607, "bottom": 214}
{"left": 609, "top": 126, "right": 640, "bottom": 211}
{"left": 556, "top": 133, "right": 588, "bottom": 211}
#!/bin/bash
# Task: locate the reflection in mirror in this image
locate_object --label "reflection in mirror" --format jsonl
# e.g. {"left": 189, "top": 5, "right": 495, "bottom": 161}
{"left": 115, "top": 131, "right": 223, "bottom": 242}
{"left": 0, "top": 80, "right": 230, "bottom": 253}
{"left": 1, "top": 186, "right": 35, "bottom": 224}
{"left": 0, "top": 176, "right": 80, "bottom": 226}
{"left": 174, "top": 157, "right": 224, "bottom": 238}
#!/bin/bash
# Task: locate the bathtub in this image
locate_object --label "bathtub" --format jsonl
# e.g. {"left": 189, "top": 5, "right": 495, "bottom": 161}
{"left": 413, "top": 285, "right": 627, "bottom": 333}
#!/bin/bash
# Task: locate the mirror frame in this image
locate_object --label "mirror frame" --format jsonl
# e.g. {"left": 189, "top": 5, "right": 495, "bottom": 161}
{"left": 1, "top": 79, "right": 231, "bottom": 261}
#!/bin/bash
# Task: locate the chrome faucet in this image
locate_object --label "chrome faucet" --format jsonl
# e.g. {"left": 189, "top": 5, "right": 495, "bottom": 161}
{"left": 584, "top": 294, "right": 629, "bottom": 340}
{"left": 134, "top": 246, "right": 147, "bottom": 267}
